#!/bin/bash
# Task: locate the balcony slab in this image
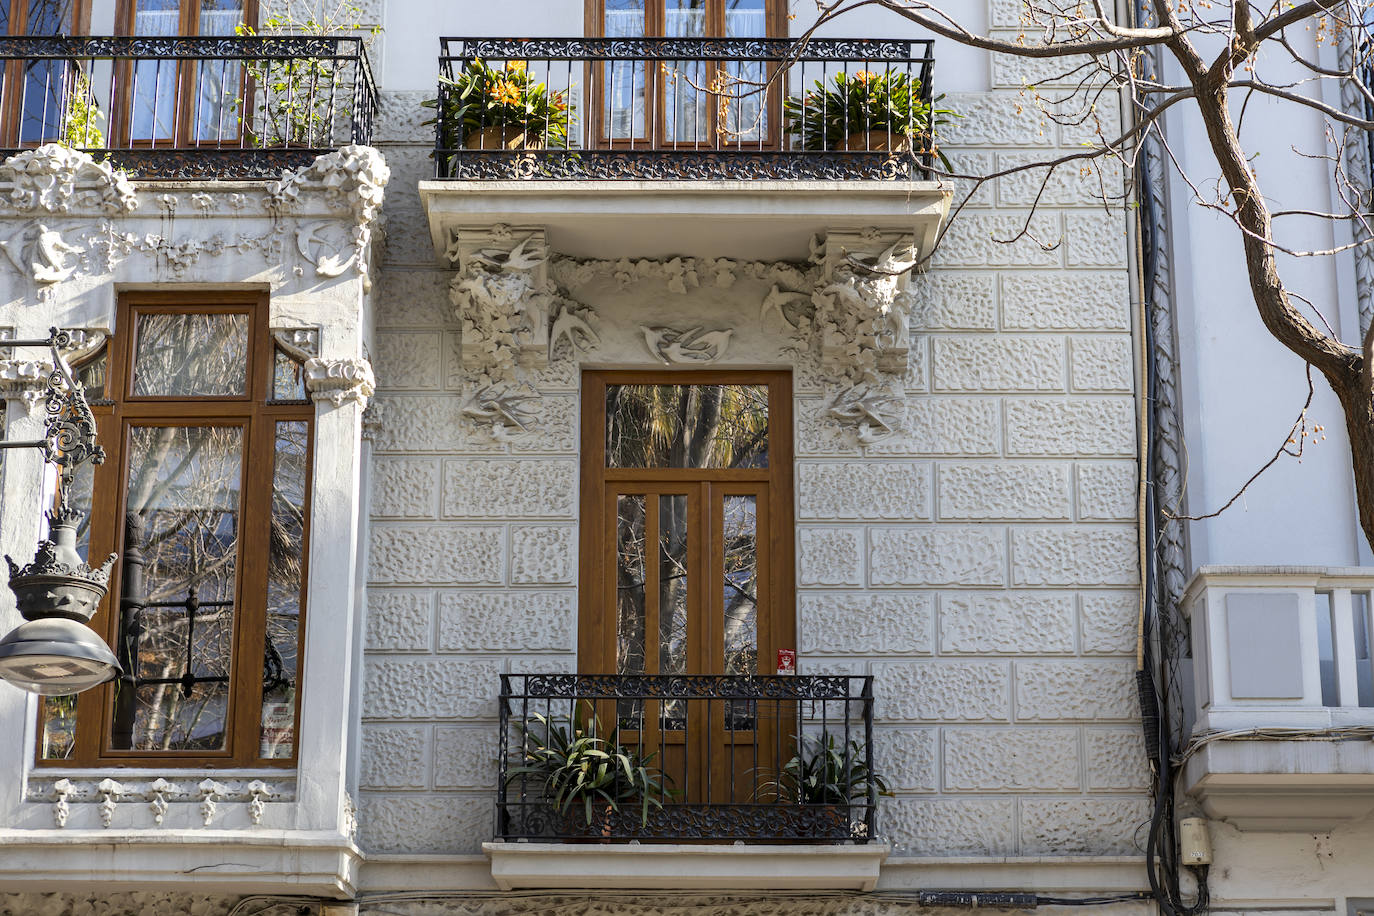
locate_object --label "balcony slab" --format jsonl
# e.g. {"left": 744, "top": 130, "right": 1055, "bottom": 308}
{"left": 419, "top": 179, "right": 950, "bottom": 264}
{"left": 484, "top": 840, "right": 890, "bottom": 891}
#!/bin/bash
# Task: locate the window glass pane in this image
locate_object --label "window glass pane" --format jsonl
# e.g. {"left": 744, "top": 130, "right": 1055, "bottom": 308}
{"left": 1354, "top": 592, "right": 1374, "bottom": 708}
{"left": 604, "top": 0, "right": 646, "bottom": 139}
{"left": 25, "top": 0, "right": 74, "bottom": 32}
{"left": 260, "top": 420, "right": 307, "bottom": 759}
{"left": 132, "top": 312, "right": 249, "bottom": 396}
{"left": 112, "top": 425, "right": 242, "bottom": 752}
{"left": 273, "top": 346, "right": 307, "bottom": 399}
{"left": 77, "top": 348, "right": 107, "bottom": 401}
{"left": 722, "top": 0, "right": 768, "bottom": 142}
{"left": 606, "top": 384, "right": 768, "bottom": 468}
{"left": 615, "top": 494, "right": 646, "bottom": 727}
{"left": 131, "top": 0, "right": 182, "bottom": 141}
{"left": 1316, "top": 591, "right": 1338, "bottom": 706}
{"left": 722, "top": 494, "right": 757, "bottom": 676}
{"left": 659, "top": 493, "right": 687, "bottom": 728}
{"left": 192, "top": 0, "right": 246, "bottom": 141}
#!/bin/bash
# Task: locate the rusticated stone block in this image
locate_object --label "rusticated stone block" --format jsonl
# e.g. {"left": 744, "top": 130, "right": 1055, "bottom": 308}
{"left": 996, "top": 150, "right": 1122, "bottom": 205}
{"left": 375, "top": 331, "right": 442, "bottom": 390}
{"left": 873, "top": 661, "right": 1010, "bottom": 721}
{"left": 1066, "top": 211, "right": 1128, "bottom": 267}
{"left": 375, "top": 90, "right": 437, "bottom": 143}
{"left": 371, "top": 395, "right": 492, "bottom": 453}
{"left": 934, "top": 212, "right": 1062, "bottom": 268}
{"left": 1011, "top": 526, "right": 1138, "bottom": 586}
{"left": 369, "top": 525, "right": 504, "bottom": 585}
{"left": 798, "top": 527, "right": 864, "bottom": 586}
{"left": 990, "top": 0, "right": 1033, "bottom": 28}
{"left": 905, "top": 398, "right": 1002, "bottom": 456}
{"left": 1019, "top": 796, "right": 1151, "bottom": 854}
{"left": 1071, "top": 336, "right": 1134, "bottom": 392}
{"left": 434, "top": 726, "right": 502, "bottom": 790}
{"left": 363, "top": 657, "right": 503, "bottom": 720}
{"left": 437, "top": 590, "right": 575, "bottom": 652}
{"left": 1002, "top": 272, "right": 1131, "bottom": 330}
{"left": 797, "top": 463, "right": 930, "bottom": 520}
{"left": 940, "top": 592, "right": 1075, "bottom": 654}
{"left": 909, "top": 273, "right": 998, "bottom": 330}
{"left": 1081, "top": 592, "right": 1139, "bottom": 655}
{"left": 873, "top": 727, "right": 938, "bottom": 792}
{"left": 799, "top": 592, "right": 933, "bottom": 655}
{"left": 374, "top": 269, "right": 451, "bottom": 328}
{"left": 932, "top": 336, "right": 1066, "bottom": 392}
{"left": 941, "top": 92, "right": 1057, "bottom": 147}
{"left": 1060, "top": 99, "right": 1122, "bottom": 147}
{"left": 358, "top": 792, "right": 490, "bottom": 854}
{"left": 442, "top": 459, "right": 578, "bottom": 518}
{"left": 938, "top": 462, "right": 1072, "bottom": 520}
{"left": 370, "top": 458, "right": 440, "bottom": 518}
{"left": 1005, "top": 397, "right": 1135, "bottom": 456}
{"left": 366, "top": 590, "right": 434, "bottom": 652}
{"left": 885, "top": 798, "right": 1016, "bottom": 856}
{"left": 1015, "top": 659, "right": 1138, "bottom": 721}
{"left": 511, "top": 525, "right": 576, "bottom": 584}
{"left": 360, "top": 726, "right": 430, "bottom": 789}
{"left": 870, "top": 527, "right": 1007, "bottom": 587}
{"left": 1078, "top": 461, "right": 1137, "bottom": 521}
{"left": 943, "top": 727, "right": 1082, "bottom": 791}
{"left": 1086, "top": 727, "right": 1151, "bottom": 790}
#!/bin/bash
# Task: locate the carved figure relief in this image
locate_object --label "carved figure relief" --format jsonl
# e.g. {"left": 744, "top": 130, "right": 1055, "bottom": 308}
{"left": 641, "top": 325, "right": 733, "bottom": 364}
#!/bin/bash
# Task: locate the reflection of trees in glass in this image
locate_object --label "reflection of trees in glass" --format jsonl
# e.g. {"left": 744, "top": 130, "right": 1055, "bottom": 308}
{"left": 260, "top": 420, "right": 308, "bottom": 759}
{"left": 132, "top": 313, "right": 248, "bottom": 397}
{"left": 606, "top": 384, "right": 768, "bottom": 469}
{"left": 722, "top": 495, "right": 757, "bottom": 677}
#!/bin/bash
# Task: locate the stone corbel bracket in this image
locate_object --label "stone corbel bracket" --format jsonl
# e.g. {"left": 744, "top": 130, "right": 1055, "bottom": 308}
{"left": 0, "top": 144, "right": 138, "bottom": 216}
{"left": 305, "top": 356, "right": 376, "bottom": 408}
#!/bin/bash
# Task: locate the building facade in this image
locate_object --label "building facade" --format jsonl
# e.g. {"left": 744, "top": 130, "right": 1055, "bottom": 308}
{"left": 0, "top": 1, "right": 1364, "bottom": 915}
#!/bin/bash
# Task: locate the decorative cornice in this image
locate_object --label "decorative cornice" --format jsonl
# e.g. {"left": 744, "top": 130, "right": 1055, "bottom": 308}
{"left": 304, "top": 356, "right": 376, "bottom": 408}
{"left": 0, "top": 144, "right": 138, "bottom": 215}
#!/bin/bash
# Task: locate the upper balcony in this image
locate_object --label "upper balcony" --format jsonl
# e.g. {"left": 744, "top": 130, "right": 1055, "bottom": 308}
{"left": 419, "top": 37, "right": 950, "bottom": 263}
{"left": 0, "top": 35, "right": 376, "bottom": 180}
{"left": 1182, "top": 567, "right": 1374, "bottom": 831}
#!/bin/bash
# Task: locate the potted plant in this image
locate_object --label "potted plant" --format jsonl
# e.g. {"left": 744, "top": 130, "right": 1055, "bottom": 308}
{"left": 425, "top": 59, "right": 572, "bottom": 153}
{"left": 784, "top": 68, "right": 950, "bottom": 161}
{"left": 505, "top": 709, "right": 675, "bottom": 838}
{"left": 760, "top": 732, "right": 891, "bottom": 839}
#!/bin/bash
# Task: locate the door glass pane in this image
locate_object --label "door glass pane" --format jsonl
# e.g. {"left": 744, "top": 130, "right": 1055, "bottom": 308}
{"left": 192, "top": 0, "right": 245, "bottom": 142}
{"left": 659, "top": 494, "right": 688, "bottom": 727}
{"left": 603, "top": 0, "right": 645, "bottom": 139}
{"left": 615, "top": 494, "right": 646, "bottom": 727}
{"left": 260, "top": 420, "right": 307, "bottom": 759}
{"left": 722, "top": 495, "right": 757, "bottom": 677}
{"left": 663, "top": 0, "right": 708, "bottom": 144}
{"left": 114, "top": 425, "right": 243, "bottom": 752}
{"left": 723, "top": 0, "right": 767, "bottom": 141}
{"left": 18, "top": 0, "right": 77, "bottom": 143}
{"left": 273, "top": 346, "right": 307, "bottom": 399}
{"left": 1354, "top": 592, "right": 1374, "bottom": 708}
{"left": 606, "top": 384, "right": 769, "bottom": 468}
{"left": 131, "top": 0, "right": 182, "bottom": 141}
{"left": 132, "top": 312, "right": 249, "bottom": 396}
{"left": 1316, "top": 592, "right": 1338, "bottom": 706}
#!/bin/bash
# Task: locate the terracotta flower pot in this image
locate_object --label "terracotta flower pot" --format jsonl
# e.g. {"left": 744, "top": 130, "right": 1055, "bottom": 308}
{"left": 464, "top": 126, "right": 545, "bottom": 150}
{"left": 838, "top": 130, "right": 912, "bottom": 152}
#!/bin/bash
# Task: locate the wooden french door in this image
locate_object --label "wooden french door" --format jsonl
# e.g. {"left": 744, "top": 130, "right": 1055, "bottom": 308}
{"left": 589, "top": 0, "right": 784, "bottom": 150}
{"left": 580, "top": 370, "right": 795, "bottom": 808}
{"left": 114, "top": 0, "right": 255, "bottom": 148}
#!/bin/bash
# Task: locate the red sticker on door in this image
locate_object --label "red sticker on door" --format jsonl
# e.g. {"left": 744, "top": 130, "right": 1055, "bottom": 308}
{"left": 776, "top": 649, "right": 796, "bottom": 675}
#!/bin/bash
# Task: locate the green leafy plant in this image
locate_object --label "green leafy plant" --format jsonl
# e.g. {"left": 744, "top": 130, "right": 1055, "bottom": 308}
{"left": 784, "top": 68, "right": 953, "bottom": 166}
{"left": 505, "top": 709, "right": 675, "bottom": 829}
{"left": 422, "top": 58, "right": 572, "bottom": 152}
{"left": 760, "top": 732, "right": 891, "bottom": 806}
{"left": 236, "top": 2, "right": 380, "bottom": 147}
{"left": 61, "top": 72, "right": 106, "bottom": 150}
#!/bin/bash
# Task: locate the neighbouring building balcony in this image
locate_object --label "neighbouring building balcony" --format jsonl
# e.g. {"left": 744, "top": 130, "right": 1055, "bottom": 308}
{"left": 486, "top": 673, "right": 889, "bottom": 891}
{"left": 419, "top": 37, "right": 949, "bottom": 262}
{"left": 1182, "top": 566, "right": 1374, "bottom": 831}
{"left": 0, "top": 35, "right": 376, "bottom": 179}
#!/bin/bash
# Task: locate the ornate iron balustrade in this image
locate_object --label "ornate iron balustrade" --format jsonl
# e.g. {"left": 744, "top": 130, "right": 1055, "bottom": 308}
{"left": 436, "top": 37, "right": 935, "bottom": 181}
{"left": 497, "top": 673, "right": 880, "bottom": 843}
{"left": 0, "top": 35, "right": 376, "bottom": 179}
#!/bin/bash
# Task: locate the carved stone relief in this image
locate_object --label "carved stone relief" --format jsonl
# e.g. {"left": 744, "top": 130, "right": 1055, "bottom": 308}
{"left": 27, "top": 775, "right": 294, "bottom": 829}
{"left": 305, "top": 357, "right": 376, "bottom": 408}
{"left": 641, "top": 325, "right": 733, "bottom": 364}
{"left": 0, "top": 144, "right": 138, "bottom": 215}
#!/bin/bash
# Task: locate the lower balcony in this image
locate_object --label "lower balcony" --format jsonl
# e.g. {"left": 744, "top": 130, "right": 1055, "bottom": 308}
{"left": 0, "top": 35, "right": 375, "bottom": 179}
{"left": 487, "top": 673, "right": 889, "bottom": 890}
{"left": 1182, "top": 566, "right": 1374, "bottom": 831}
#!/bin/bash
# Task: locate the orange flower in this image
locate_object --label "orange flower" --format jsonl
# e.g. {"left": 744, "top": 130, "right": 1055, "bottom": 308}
{"left": 490, "top": 80, "right": 523, "bottom": 105}
{"left": 852, "top": 70, "right": 877, "bottom": 82}
{"left": 505, "top": 59, "right": 527, "bottom": 72}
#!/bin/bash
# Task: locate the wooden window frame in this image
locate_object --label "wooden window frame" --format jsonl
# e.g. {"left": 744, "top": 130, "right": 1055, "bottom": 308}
{"left": 0, "top": 0, "right": 91, "bottom": 147}
{"left": 578, "top": 369, "right": 795, "bottom": 678}
{"left": 38, "top": 289, "right": 313, "bottom": 769}
{"left": 584, "top": 0, "right": 788, "bottom": 151}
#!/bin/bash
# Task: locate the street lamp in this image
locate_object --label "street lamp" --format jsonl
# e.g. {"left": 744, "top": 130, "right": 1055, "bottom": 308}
{"left": 0, "top": 328, "right": 119, "bottom": 695}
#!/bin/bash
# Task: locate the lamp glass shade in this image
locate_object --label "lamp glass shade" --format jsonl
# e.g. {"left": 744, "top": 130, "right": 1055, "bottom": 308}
{"left": 0, "top": 617, "right": 121, "bottom": 696}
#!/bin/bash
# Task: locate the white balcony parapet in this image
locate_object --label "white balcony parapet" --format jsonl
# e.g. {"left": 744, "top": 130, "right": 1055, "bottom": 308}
{"left": 1181, "top": 566, "right": 1374, "bottom": 831}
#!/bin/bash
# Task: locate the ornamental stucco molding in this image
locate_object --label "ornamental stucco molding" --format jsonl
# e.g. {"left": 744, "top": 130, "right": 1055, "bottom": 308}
{"left": 27, "top": 774, "right": 294, "bottom": 829}
{"left": 641, "top": 325, "right": 733, "bottom": 364}
{"left": 0, "top": 144, "right": 137, "bottom": 215}
{"left": 305, "top": 356, "right": 376, "bottom": 408}
{"left": 267, "top": 144, "right": 390, "bottom": 285}
{"left": 0, "top": 328, "right": 107, "bottom": 408}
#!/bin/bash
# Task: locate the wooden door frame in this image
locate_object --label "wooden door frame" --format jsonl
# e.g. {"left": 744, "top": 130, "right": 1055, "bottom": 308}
{"left": 577, "top": 368, "right": 796, "bottom": 677}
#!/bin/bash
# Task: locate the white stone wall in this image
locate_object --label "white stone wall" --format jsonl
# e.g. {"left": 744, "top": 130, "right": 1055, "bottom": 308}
{"left": 359, "top": 48, "right": 1148, "bottom": 855}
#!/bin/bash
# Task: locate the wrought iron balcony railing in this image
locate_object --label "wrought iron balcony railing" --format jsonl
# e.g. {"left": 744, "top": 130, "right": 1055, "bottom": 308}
{"left": 435, "top": 37, "right": 935, "bottom": 181}
{"left": 0, "top": 35, "right": 376, "bottom": 179}
{"left": 497, "top": 673, "right": 880, "bottom": 843}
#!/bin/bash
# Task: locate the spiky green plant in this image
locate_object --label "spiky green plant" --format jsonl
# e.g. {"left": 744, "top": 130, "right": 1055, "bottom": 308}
{"left": 760, "top": 732, "right": 890, "bottom": 806}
